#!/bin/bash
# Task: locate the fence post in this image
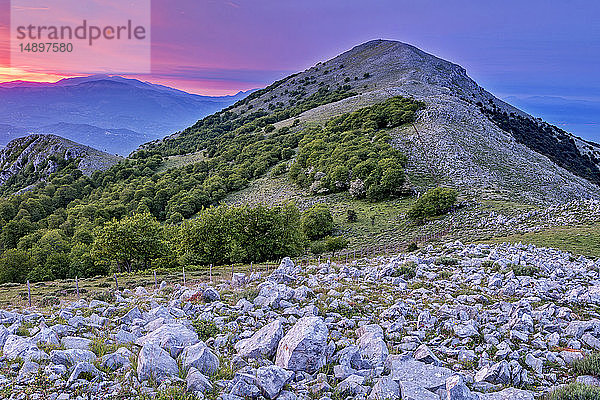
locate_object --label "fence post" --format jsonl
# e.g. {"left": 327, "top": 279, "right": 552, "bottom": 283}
{"left": 75, "top": 276, "right": 80, "bottom": 298}
{"left": 231, "top": 264, "right": 234, "bottom": 280}
{"left": 318, "top": 256, "right": 321, "bottom": 266}
{"left": 114, "top": 273, "right": 119, "bottom": 291}
{"left": 209, "top": 264, "right": 213, "bottom": 283}
{"left": 250, "top": 261, "right": 253, "bottom": 274}
{"left": 154, "top": 270, "right": 157, "bottom": 290}
{"left": 183, "top": 267, "right": 186, "bottom": 286}
{"left": 27, "top": 280, "right": 31, "bottom": 307}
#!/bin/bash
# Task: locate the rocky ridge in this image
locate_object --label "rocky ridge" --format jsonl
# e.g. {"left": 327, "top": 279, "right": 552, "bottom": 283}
{"left": 2, "top": 243, "right": 600, "bottom": 399}
{"left": 0, "top": 134, "right": 121, "bottom": 189}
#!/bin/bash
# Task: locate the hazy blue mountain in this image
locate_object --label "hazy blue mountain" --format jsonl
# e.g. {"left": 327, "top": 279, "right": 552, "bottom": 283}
{"left": 0, "top": 75, "right": 250, "bottom": 155}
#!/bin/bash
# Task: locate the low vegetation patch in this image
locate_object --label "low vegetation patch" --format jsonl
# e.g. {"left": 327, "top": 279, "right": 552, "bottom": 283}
{"left": 436, "top": 256, "right": 459, "bottom": 266}
{"left": 512, "top": 264, "right": 539, "bottom": 277}
{"left": 193, "top": 319, "right": 219, "bottom": 342}
{"left": 392, "top": 262, "right": 416, "bottom": 279}
{"left": 141, "top": 385, "right": 198, "bottom": 400}
{"left": 90, "top": 336, "right": 119, "bottom": 357}
{"left": 545, "top": 382, "right": 600, "bottom": 400}
{"left": 573, "top": 353, "right": 600, "bottom": 377}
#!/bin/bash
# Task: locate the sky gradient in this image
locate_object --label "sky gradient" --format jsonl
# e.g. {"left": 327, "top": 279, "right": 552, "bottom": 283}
{"left": 0, "top": 0, "right": 599, "bottom": 141}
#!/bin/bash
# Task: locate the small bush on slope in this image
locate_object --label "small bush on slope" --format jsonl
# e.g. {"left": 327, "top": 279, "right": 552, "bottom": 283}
{"left": 301, "top": 204, "right": 334, "bottom": 240}
{"left": 407, "top": 187, "right": 457, "bottom": 221}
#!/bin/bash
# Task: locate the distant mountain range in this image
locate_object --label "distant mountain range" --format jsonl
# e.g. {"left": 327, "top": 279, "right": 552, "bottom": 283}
{"left": 0, "top": 75, "right": 250, "bottom": 155}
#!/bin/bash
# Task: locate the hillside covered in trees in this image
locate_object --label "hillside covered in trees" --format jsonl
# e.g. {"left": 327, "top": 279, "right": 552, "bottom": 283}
{"left": 0, "top": 95, "right": 425, "bottom": 283}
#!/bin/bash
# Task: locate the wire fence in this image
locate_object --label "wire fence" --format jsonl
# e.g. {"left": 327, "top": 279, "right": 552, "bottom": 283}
{"left": 15, "top": 222, "right": 456, "bottom": 307}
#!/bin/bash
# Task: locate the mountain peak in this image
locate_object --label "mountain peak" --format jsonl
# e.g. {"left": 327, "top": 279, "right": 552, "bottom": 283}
{"left": 155, "top": 39, "right": 599, "bottom": 204}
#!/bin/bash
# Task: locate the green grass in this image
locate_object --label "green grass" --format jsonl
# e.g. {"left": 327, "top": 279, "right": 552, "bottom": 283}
{"left": 573, "top": 353, "right": 600, "bottom": 377}
{"left": 545, "top": 383, "right": 600, "bottom": 400}
{"left": 140, "top": 385, "right": 197, "bottom": 400}
{"left": 157, "top": 151, "right": 206, "bottom": 172}
{"left": 482, "top": 223, "right": 600, "bottom": 258}
{"left": 89, "top": 336, "right": 119, "bottom": 357}
{"left": 192, "top": 319, "right": 219, "bottom": 342}
{"left": 0, "top": 263, "right": 271, "bottom": 308}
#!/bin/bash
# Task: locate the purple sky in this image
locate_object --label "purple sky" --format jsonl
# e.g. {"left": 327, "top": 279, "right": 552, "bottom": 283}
{"left": 1, "top": 0, "right": 599, "bottom": 140}
{"left": 143, "top": 0, "right": 599, "bottom": 95}
{"left": 146, "top": 0, "right": 600, "bottom": 140}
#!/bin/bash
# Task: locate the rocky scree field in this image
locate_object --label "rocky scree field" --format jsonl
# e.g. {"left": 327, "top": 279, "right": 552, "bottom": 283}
{"left": 2, "top": 242, "right": 600, "bottom": 399}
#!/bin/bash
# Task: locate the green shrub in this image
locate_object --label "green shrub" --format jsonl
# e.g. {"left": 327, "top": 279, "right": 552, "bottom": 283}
{"left": 573, "top": 353, "right": 600, "bottom": 377}
{"left": 546, "top": 383, "right": 600, "bottom": 400}
{"left": 271, "top": 163, "right": 287, "bottom": 176}
{"left": 15, "top": 325, "right": 31, "bottom": 337}
{"left": 512, "top": 264, "right": 538, "bottom": 277}
{"left": 437, "top": 256, "right": 459, "bottom": 266}
{"left": 407, "top": 187, "right": 457, "bottom": 221}
{"left": 301, "top": 204, "right": 334, "bottom": 240}
{"left": 439, "top": 270, "right": 452, "bottom": 279}
{"left": 192, "top": 319, "right": 219, "bottom": 341}
{"left": 310, "top": 240, "right": 328, "bottom": 255}
{"left": 392, "top": 262, "right": 416, "bottom": 279}
{"left": 406, "top": 243, "right": 418, "bottom": 252}
{"left": 346, "top": 209, "right": 358, "bottom": 223}
{"left": 324, "top": 236, "right": 349, "bottom": 257}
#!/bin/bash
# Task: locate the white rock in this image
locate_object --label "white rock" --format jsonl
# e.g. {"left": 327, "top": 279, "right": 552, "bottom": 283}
{"left": 137, "top": 342, "right": 179, "bottom": 382}
{"left": 275, "top": 316, "right": 328, "bottom": 373}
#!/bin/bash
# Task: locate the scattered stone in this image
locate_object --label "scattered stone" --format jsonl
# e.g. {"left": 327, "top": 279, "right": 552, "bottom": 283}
{"left": 179, "top": 342, "right": 219, "bottom": 375}
{"left": 275, "top": 316, "right": 328, "bottom": 373}
{"left": 235, "top": 319, "right": 284, "bottom": 359}
{"left": 137, "top": 342, "right": 179, "bottom": 382}
{"left": 255, "top": 365, "right": 294, "bottom": 399}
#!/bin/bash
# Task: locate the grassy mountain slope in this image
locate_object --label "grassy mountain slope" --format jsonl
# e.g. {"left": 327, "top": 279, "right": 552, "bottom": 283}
{"left": 148, "top": 40, "right": 600, "bottom": 204}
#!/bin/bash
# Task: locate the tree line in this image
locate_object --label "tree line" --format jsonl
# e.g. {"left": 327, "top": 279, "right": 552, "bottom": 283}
{"left": 0, "top": 202, "right": 339, "bottom": 284}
